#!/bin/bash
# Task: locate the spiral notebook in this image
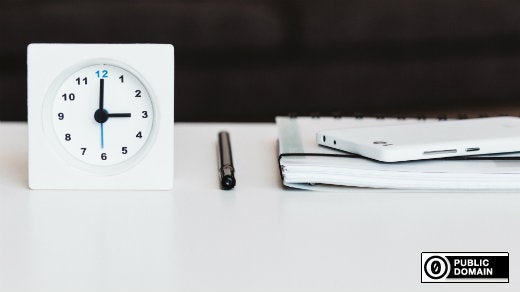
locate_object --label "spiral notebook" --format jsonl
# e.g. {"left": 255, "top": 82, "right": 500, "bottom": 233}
{"left": 277, "top": 115, "right": 520, "bottom": 191}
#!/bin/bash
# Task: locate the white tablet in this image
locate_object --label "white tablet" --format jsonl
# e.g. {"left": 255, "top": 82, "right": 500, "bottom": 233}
{"left": 317, "top": 117, "right": 520, "bottom": 162}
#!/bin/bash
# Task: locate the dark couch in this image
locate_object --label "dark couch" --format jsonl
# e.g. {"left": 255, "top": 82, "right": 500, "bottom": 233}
{"left": 2, "top": 0, "right": 520, "bottom": 121}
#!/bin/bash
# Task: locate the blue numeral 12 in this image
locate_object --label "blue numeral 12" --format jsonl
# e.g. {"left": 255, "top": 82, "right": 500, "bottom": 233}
{"left": 96, "top": 70, "right": 108, "bottom": 78}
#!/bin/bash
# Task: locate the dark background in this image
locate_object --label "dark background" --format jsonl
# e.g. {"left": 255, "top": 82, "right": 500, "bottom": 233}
{"left": 2, "top": 0, "right": 520, "bottom": 122}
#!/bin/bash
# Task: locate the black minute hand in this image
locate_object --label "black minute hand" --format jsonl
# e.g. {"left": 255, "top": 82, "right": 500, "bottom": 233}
{"left": 99, "top": 78, "right": 104, "bottom": 109}
{"left": 94, "top": 79, "right": 108, "bottom": 124}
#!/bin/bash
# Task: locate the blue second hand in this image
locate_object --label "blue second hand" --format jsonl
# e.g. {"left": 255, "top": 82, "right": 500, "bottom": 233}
{"left": 101, "top": 123, "right": 104, "bottom": 149}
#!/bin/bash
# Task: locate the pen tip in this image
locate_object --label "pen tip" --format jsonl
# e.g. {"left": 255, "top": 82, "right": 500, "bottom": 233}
{"left": 221, "top": 175, "right": 236, "bottom": 190}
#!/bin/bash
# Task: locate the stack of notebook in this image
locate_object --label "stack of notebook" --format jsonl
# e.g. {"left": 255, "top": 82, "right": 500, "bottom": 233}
{"left": 277, "top": 116, "right": 520, "bottom": 190}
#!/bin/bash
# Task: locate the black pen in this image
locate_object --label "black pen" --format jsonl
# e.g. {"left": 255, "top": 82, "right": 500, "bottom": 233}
{"left": 218, "top": 131, "right": 236, "bottom": 190}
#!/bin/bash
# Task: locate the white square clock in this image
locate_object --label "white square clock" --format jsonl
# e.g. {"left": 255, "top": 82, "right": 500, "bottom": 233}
{"left": 27, "top": 44, "right": 174, "bottom": 190}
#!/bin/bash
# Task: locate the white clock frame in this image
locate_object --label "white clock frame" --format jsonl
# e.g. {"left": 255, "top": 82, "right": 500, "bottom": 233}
{"left": 27, "top": 44, "right": 174, "bottom": 190}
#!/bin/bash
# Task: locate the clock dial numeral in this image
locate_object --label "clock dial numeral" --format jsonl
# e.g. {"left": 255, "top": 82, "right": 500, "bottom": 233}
{"left": 96, "top": 70, "right": 108, "bottom": 78}
{"left": 135, "top": 90, "right": 142, "bottom": 97}
{"left": 101, "top": 153, "right": 107, "bottom": 160}
{"left": 65, "top": 133, "right": 71, "bottom": 141}
{"left": 142, "top": 111, "right": 148, "bottom": 118}
{"left": 119, "top": 75, "right": 124, "bottom": 83}
{"left": 75, "top": 77, "right": 87, "bottom": 85}
{"left": 122, "top": 147, "right": 128, "bottom": 154}
{"left": 58, "top": 113, "right": 64, "bottom": 120}
{"left": 62, "top": 93, "right": 75, "bottom": 101}
{"left": 81, "top": 147, "right": 87, "bottom": 155}
{"left": 136, "top": 131, "right": 143, "bottom": 139}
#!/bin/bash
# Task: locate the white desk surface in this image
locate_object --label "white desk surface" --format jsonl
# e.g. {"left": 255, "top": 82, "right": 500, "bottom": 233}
{"left": 0, "top": 122, "right": 518, "bottom": 291}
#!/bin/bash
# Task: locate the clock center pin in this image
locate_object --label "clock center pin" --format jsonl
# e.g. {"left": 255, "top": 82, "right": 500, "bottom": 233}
{"left": 94, "top": 108, "right": 109, "bottom": 123}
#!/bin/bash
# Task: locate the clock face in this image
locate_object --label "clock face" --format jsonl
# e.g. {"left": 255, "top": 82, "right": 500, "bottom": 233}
{"left": 51, "top": 64, "right": 154, "bottom": 167}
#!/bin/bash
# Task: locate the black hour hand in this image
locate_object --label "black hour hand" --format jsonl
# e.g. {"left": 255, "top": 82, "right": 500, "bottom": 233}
{"left": 94, "top": 110, "right": 131, "bottom": 123}
{"left": 108, "top": 113, "right": 132, "bottom": 118}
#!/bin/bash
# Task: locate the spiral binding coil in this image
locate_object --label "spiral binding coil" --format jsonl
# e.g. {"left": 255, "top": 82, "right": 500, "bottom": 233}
{"left": 287, "top": 112, "right": 519, "bottom": 121}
